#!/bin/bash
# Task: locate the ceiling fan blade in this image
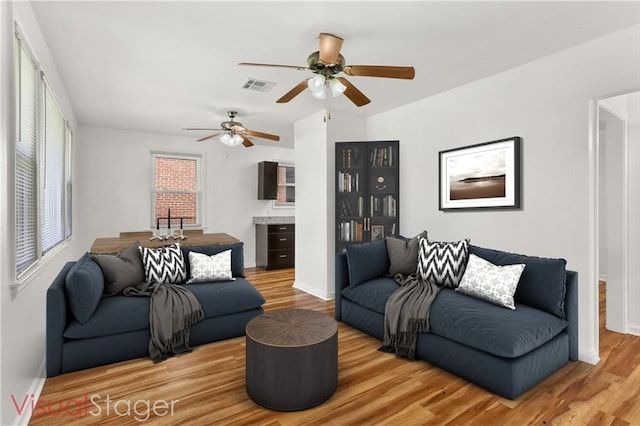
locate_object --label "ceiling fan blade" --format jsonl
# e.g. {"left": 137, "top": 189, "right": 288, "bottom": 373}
{"left": 231, "top": 124, "right": 247, "bottom": 132}
{"left": 245, "top": 129, "right": 280, "bottom": 141}
{"left": 337, "top": 77, "right": 371, "bottom": 107}
{"left": 239, "top": 62, "right": 309, "bottom": 71}
{"left": 276, "top": 80, "right": 309, "bottom": 104}
{"left": 318, "top": 33, "right": 343, "bottom": 65}
{"left": 343, "top": 65, "right": 415, "bottom": 80}
{"left": 242, "top": 137, "right": 254, "bottom": 148}
{"left": 196, "top": 132, "right": 221, "bottom": 142}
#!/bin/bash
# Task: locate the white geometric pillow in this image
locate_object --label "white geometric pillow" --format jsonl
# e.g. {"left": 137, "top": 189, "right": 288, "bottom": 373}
{"left": 139, "top": 243, "right": 187, "bottom": 284}
{"left": 456, "top": 254, "right": 526, "bottom": 310}
{"left": 187, "top": 250, "right": 234, "bottom": 284}
{"left": 417, "top": 237, "right": 469, "bottom": 288}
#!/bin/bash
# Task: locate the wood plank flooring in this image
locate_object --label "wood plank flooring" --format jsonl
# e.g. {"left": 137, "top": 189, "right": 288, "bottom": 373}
{"left": 31, "top": 273, "right": 640, "bottom": 425}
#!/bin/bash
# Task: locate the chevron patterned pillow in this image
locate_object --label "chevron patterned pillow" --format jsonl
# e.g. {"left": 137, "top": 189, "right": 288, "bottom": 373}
{"left": 139, "top": 243, "right": 187, "bottom": 284}
{"left": 417, "top": 237, "right": 470, "bottom": 288}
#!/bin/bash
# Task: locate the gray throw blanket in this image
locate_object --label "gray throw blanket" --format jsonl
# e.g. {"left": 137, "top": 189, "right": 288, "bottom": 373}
{"left": 124, "top": 283, "right": 204, "bottom": 363}
{"left": 378, "top": 273, "right": 440, "bottom": 360}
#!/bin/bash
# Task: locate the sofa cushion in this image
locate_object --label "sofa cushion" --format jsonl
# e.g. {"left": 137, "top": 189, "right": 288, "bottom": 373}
{"left": 346, "top": 239, "right": 390, "bottom": 288}
{"left": 429, "top": 289, "right": 568, "bottom": 358}
{"left": 93, "top": 241, "right": 146, "bottom": 296}
{"left": 341, "top": 276, "right": 398, "bottom": 314}
{"left": 187, "top": 250, "right": 234, "bottom": 283}
{"left": 418, "top": 237, "right": 469, "bottom": 288}
{"left": 456, "top": 254, "right": 525, "bottom": 310}
{"left": 470, "top": 245, "right": 567, "bottom": 318}
{"left": 64, "top": 278, "right": 265, "bottom": 339}
{"left": 65, "top": 254, "right": 104, "bottom": 324}
{"left": 182, "top": 242, "right": 245, "bottom": 278}
{"left": 386, "top": 231, "right": 428, "bottom": 276}
{"left": 139, "top": 243, "right": 187, "bottom": 284}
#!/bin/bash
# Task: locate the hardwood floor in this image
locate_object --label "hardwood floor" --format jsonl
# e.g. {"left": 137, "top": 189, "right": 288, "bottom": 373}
{"left": 31, "top": 273, "right": 640, "bottom": 425}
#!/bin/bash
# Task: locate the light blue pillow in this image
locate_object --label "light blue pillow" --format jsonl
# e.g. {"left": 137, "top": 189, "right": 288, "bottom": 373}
{"left": 345, "top": 239, "right": 390, "bottom": 288}
{"left": 65, "top": 253, "right": 104, "bottom": 324}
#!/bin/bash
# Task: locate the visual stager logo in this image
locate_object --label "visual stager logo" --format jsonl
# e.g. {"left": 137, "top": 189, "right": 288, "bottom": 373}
{"left": 12, "top": 393, "right": 179, "bottom": 422}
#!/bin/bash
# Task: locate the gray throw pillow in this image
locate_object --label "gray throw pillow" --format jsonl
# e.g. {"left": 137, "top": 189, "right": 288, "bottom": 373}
{"left": 93, "top": 241, "right": 146, "bottom": 296}
{"left": 386, "top": 230, "right": 428, "bottom": 276}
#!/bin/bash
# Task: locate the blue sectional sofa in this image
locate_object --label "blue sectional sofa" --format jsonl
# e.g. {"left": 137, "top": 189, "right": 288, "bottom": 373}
{"left": 47, "top": 243, "right": 265, "bottom": 377}
{"left": 335, "top": 242, "right": 578, "bottom": 400}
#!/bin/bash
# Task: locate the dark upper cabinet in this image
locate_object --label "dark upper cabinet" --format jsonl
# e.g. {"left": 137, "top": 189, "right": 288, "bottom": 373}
{"left": 335, "top": 141, "right": 399, "bottom": 253}
{"left": 258, "top": 161, "right": 277, "bottom": 200}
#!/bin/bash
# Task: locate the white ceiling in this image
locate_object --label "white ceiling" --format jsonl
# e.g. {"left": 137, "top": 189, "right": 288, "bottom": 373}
{"left": 30, "top": 1, "right": 640, "bottom": 148}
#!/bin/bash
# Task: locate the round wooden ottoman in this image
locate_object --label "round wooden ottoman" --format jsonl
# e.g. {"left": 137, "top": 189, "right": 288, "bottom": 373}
{"left": 245, "top": 308, "right": 338, "bottom": 411}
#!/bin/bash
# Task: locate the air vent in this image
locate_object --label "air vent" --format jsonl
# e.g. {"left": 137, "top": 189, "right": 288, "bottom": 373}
{"left": 242, "top": 78, "right": 276, "bottom": 93}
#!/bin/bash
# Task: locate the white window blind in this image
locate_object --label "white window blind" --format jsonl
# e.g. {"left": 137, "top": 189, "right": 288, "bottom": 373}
{"left": 14, "top": 26, "right": 73, "bottom": 278}
{"left": 15, "top": 34, "right": 38, "bottom": 275}
{"left": 41, "top": 83, "right": 66, "bottom": 253}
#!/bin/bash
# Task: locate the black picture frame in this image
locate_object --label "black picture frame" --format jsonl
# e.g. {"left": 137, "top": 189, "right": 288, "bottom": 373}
{"left": 439, "top": 136, "right": 521, "bottom": 211}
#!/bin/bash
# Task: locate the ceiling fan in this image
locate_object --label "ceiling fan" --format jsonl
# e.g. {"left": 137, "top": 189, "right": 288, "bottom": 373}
{"left": 183, "top": 111, "right": 280, "bottom": 147}
{"left": 239, "top": 33, "right": 415, "bottom": 107}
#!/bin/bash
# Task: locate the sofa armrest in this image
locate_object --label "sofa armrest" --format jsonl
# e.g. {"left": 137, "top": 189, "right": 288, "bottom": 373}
{"left": 565, "top": 270, "right": 578, "bottom": 361}
{"left": 335, "top": 252, "right": 350, "bottom": 321}
{"left": 46, "top": 262, "right": 75, "bottom": 377}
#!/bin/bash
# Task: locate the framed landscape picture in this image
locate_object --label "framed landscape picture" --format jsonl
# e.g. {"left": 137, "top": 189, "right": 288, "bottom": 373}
{"left": 439, "top": 137, "right": 521, "bottom": 211}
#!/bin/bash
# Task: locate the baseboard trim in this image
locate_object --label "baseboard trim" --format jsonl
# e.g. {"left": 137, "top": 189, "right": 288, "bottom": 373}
{"left": 12, "top": 358, "right": 46, "bottom": 426}
{"left": 578, "top": 347, "right": 600, "bottom": 365}
{"left": 292, "top": 280, "right": 334, "bottom": 301}
{"left": 627, "top": 324, "right": 640, "bottom": 336}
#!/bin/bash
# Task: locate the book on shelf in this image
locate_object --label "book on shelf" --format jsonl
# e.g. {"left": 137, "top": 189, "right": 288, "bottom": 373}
{"left": 337, "top": 171, "right": 360, "bottom": 193}
{"left": 338, "top": 220, "right": 363, "bottom": 242}
{"left": 370, "top": 145, "right": 395, "bottom": 167}
{"left": 370, "top": 195, "right": 397, "bottom": 217}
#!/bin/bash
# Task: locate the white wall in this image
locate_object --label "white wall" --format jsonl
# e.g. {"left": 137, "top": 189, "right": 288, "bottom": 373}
{"left": 293, "top": 111, "right": 329, "bottom": 298}
{"left": 625, "top": 93, "right": 640, "bottom": 335}
{"left": 1, "top": 3, "right": 80, "bottom": 425}
{"left": 75, "top": 126, "right": 294, "bottom": 267}
{"left": 366, "top": 26, "right": 640, "bottom": 363}
{"left": 293, "top": 110, "right": 367, "bottom": 300}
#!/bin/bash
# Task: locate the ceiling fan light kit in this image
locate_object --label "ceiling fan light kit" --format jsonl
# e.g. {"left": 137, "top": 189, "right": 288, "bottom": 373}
{"left": 307, "top": 74, "right": 347, "bottom": 100}
{"left": 240, "top": 32, "right": 415, "bottom": 107}
{"left": 220, "top": 133, "right": 244, "bottom": 147}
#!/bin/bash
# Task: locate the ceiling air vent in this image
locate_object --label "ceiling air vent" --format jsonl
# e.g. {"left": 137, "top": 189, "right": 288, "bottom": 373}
{"left": 242, "top": 78, "right": 276, "bottom": 93}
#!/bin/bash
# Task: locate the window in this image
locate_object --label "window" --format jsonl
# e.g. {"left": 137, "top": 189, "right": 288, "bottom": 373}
{"left": 14, "top": 27, "right": 73, "bottom": 278}
{"left": 152, "top": 153, "right": 202, "bottom": 228}
{"left": 274, "top": 163, "right": 295, "bottom": 208}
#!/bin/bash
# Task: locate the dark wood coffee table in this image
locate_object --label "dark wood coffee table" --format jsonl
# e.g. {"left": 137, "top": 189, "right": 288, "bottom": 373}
{"left": 245, "top": 308, "right": 338, "bottom": 411}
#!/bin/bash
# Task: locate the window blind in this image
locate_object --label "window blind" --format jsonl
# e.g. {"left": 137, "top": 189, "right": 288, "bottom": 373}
{"left": 15, "top": 36, "right": 38, "bottom": 275}
{"left": 14, "top": 26, "right": 73, "bottom": 278}
{"left": 41, "top": 83, "right": 66, "bottom": 254}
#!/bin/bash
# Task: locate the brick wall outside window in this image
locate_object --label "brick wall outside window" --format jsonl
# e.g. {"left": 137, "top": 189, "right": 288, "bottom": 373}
{"left": 276, "top": 164, "right": 295, "bottom": 205}
{"left": 154, "top": 156, "right": 199, "bottom": 226}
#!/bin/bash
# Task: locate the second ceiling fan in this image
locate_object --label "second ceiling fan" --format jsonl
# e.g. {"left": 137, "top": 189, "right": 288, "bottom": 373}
{"left": 240, "top": 33, "right": 415, "bottom": 107}
{"left": 183, "top": 111, "right": 280, "bottom": 147}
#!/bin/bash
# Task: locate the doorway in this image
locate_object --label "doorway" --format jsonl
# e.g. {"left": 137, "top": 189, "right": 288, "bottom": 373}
{"left": 596, "top": 91, "right": 640, "bottom": 337}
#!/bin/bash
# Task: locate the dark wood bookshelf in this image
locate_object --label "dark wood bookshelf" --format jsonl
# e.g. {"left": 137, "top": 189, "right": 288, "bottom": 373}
{"left": 335, "top": 141, "right": 399, "bottom": 253}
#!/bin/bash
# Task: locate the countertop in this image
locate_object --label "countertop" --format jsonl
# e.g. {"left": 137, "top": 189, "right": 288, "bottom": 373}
{"left": 253, "top": 216, "right": 295, "bottom": 225}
